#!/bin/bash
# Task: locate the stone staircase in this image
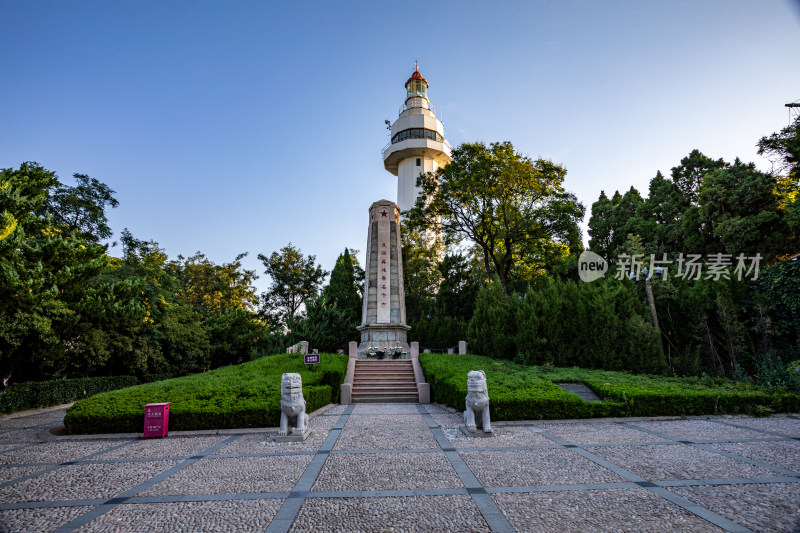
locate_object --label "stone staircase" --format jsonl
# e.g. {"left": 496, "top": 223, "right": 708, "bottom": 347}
{"left": 351, "top": 360, "right": 419, "bottom": 403}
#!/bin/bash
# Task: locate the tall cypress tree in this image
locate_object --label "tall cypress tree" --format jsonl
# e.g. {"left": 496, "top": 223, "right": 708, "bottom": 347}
{"left": 322, "top": 249, "right": 362, "bottom": 322}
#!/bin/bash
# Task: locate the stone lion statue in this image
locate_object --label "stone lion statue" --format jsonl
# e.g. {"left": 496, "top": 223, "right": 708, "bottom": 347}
{"left": 465, "top": 370, "right": 492, "bottom": 433}
{"left": 279, "top": 373, "right": 309, "bottom": 437}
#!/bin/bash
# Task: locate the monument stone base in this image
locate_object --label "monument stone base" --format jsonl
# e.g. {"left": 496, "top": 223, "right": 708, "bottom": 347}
{"left": 459, "top": 425, "right": 495, "bottom": 438}
{"left": 356, "top": 324, "right": 411, "bottom": 359}
{"left": 275, "top": 428, "right": 313, "bottom": 443}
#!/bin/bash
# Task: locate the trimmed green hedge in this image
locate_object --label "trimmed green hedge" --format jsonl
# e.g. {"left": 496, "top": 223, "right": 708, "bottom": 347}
{"left": 64, "top": 353, "right": 348, "bottom": 434}
{"left": 0, "top": 376, "right": 139, "bottom": 415}
{"left": 420, "top": 353, "right": 800, "bottom": 419}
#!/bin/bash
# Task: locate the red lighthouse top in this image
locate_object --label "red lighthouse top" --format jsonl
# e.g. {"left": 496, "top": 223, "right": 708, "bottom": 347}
{"left": 406, "top": 61, "right": 428, "bottom": 86}
{"left": 406, "top": 70, "right": 428, "bottom": 86}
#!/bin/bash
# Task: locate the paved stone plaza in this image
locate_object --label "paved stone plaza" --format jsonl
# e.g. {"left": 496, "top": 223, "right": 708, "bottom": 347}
{"left": 0, "top": 404, "right": 798, "bottom": 532}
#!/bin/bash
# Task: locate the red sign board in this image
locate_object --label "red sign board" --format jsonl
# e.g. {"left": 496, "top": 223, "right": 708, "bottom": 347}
{"left": 304, "top": 353, "right": 321, "bottom": 365}
{"left": 144, "top": 402, "right": 169, "bottom": 438}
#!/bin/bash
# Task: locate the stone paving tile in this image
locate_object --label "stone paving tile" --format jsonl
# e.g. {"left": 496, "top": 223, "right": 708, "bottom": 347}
{"left": 424, "top": 404, "right": 453, "bottom": 414}
{"left": 308, "top": 414, "right": 338, "bottom": 431}
{"left": 536, "top": 421, "right": 672, "bottom": 444}
{"left": 632, "top": 419, "right": 767, "bottom": 441}
{"left": 0, "top": 443, "right": 22, "bottom": 455}
{"left": 429, "top": 411, "right": 464, "bottom": 427}
{"left": 312, "top": 452, "right": 463, "bottom": 491}
{"left": 75, "top": 499, "right": 284, "bottom": 532}
{"left": 94, "top": 436, "right": 226, "bottom": 460}
{"left": 0, "top": 440, "right": 125, "bottom": 464}
{"left": 321, "top": 404, "right": 347, "bottom": 416}
{"left": 592, "top": 444, "right": 776, "bottom": 481}
{"left": 291, "top": 495, "right": 491, "bottom": 532}
{"left": 345, "top": 414, "right": 427, "bottom": 428}
{"left": 0, "top": 461, "right": 180, "bottom": 502}
{"left": 670, "top": 482, "right": 800, "bottom": 533}
{"left": 334, "top": 428, "right": 438, "bottom": 450}
{"left": 0, "top": 417, "right": 48, "bottom": 429}
{"left": 140, "top": 455, "right": 313, "bottom": 495}
{"left": 212, "top": 429, "right": 328, "bottom": 455}
{"left": 0, "top": 465, "right": 47, "bottom": 483}
{"left": 0, "top": 428, "right": 42, "bottom": 443}
{"left": 492, "top": 489, "right": 725, "bottom": 532}
{"left": 444, "top": 426, "right": 552, "bottom": 448}
{"left": 726, "top": 415, "right": 800, "bottom": 438}
{"left": 0, "top": 505, "right": 94, "bottom": 533}
{"left": 708, "top": 440, "right": 800, "bottom": 473}
{"left": 351, "top": 404, "right": 421, "bottom": 415}
{"left": 460, "top": 448, "right": 625, "bottom": 487}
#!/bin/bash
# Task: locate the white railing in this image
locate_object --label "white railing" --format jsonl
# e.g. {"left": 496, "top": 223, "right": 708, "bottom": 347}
{"left": 382, "top": 138, "right": 453, "bottom": 156}
{"left": 398, "top": 101, "right": 436, "bottom": 117}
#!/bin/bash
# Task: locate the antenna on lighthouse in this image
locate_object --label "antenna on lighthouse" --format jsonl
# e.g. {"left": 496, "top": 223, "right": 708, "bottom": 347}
{"left": 786, "top": 100, "right": 800, "bottom": 122}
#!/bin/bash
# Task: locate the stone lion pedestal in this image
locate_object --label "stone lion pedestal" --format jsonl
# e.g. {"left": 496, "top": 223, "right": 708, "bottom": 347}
{"left": 461, "top": 370, "right": 494, "bottom": 438}
{"left": 276, "top": 373, "right": 313, "bottom": 443}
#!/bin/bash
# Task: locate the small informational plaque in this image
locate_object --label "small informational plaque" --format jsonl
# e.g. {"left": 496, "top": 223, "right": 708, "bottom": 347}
{"left": 304, "top": 353, "right": 321, "bottom": 365}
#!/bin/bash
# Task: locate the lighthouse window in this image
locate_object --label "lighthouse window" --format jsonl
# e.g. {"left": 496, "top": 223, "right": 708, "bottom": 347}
{"left": 416, "top": 176, "right": 422, "bottom": 186}
{"left": 416, "top": 158, "right": 421, "bottom": 167}
{"left": 391, "top": 128, "right": 444, "bottom": 145}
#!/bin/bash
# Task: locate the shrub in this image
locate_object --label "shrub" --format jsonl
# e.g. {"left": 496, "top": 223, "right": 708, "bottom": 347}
{"left": 64, "top": 352, "right": 348, "bottom": 434}
{"left": 0, "top": 376, "right": 139, "bottom": 414}
{"left": 467, "top": 279, "right": 516, "bottom": 359}
{"left": 514, "top": 279, "right": 665, "bottom": 374}
{"left": 419, "top": 352, "right": 800, "bottom": 420}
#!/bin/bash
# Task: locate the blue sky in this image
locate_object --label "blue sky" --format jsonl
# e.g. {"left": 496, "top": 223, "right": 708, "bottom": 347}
{"left": 2, "top": 1, "right": 799, "bottom": 292}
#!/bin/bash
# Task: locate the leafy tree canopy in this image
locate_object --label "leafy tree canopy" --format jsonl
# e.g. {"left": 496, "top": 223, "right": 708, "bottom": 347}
{"left": 409, "top": 141, "right": 584, "bottom": 296}
{"left": 258, "top": 243, "right": 327, "bottom": 327}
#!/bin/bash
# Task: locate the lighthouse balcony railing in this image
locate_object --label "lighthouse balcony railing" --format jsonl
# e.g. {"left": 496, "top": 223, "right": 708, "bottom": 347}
{"left": 398, "top": 101, "right": 436, "bottom": 116}
{"left": 381, "top": 138, "right": 454, "bottom": 156}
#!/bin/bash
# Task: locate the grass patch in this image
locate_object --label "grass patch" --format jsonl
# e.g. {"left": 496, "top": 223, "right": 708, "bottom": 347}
{"left": 64, "top": 353, "right": 348, "bottom": 434}
{"left": 420, "top": 353, "right": 800, "bottom": 420}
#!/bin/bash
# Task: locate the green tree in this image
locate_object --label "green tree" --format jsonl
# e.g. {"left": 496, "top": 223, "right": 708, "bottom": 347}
{"left": 698, "top": 159, "right": 795, "bottom": 260}
{"left": 670, "top": 149, "right": 728, "bottom": 205}
{"left": 758, "top": 116, "right": 800, "bottom": 182}
{"left": 0, "top": 163, "right": 111, "bottom": 380}
{"left": 294, "top": 295, "right": 357, "bottom": 353}
{"left": 636, "top": 172, "right": 685, "bottom": 256}
{"left": 258, "top": 244, "right": 327, "bottom": 327}
{"left": 467, "top": 278, "right": 517, "bottom": 359}
{"left": 610, "top": 187, "right": 645, "bottom": 259}
{"left": 758, "top": 116, "right": 800, "bottom": 248}
{"left": 410, "top": 141, "right": 584, "bottom": 296}
{"left": 436, "top": 253, "right": 481, "bottom": 321}
{"left": 321, "top": 248, "right": 362, "bottom": 322}
{"left": 169, "top": 252, "right": 259, "bottom": 317}
{"left": 588, "top": 190, "right": 615, "bottom": 260}
{"left": 401, "top": 225, "right": 441, "bottom": 322}
{"left": 41, "top": 173, "right": 119, "bottom": 243}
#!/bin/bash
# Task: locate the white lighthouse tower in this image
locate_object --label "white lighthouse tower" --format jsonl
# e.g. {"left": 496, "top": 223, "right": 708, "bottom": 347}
{"left": 382, "top": 64, "right": 452, "bottom": 213}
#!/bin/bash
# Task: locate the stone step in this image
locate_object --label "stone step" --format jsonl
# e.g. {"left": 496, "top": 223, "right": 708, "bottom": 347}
{"left": 354, "top": 379, "right": 416, "bottom": 384}
{"left": 350, "top": 395, "right": 419, "bottom": 404}
{"left": 353, "top": 385, "right": 418, "bottom": 392}
{"left": 356, "top": 362, "right": 413, "bottom": 367}
{"left": 352, "top": 361, "right": 419, "bottom": 403}
{"left": 354, "top": 374, "right": 416, "bottom": 379}
{"left": 355, "top": 368, "right": 414, "bottom": 376}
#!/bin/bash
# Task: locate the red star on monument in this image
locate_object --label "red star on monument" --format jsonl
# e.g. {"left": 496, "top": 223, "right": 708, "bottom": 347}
{"left": 380, "top": 210, "right": 388, "bottom": 217}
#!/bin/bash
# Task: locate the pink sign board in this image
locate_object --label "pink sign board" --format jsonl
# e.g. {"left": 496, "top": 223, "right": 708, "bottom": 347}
{"left": 304, "top": 353, "right": 320, "bottom": 365}
{"left": 144, "top": 402, "right": 169, "bottom": 438}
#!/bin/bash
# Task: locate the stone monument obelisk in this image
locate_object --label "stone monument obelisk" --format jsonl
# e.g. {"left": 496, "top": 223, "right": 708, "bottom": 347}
{"left": 356, "top": 200, "right": 410, "bottom": 359}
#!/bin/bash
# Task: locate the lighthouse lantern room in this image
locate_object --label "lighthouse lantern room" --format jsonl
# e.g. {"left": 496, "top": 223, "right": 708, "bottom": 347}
{"left": 382, "top": 64, "right": 452, "bottom": 213}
